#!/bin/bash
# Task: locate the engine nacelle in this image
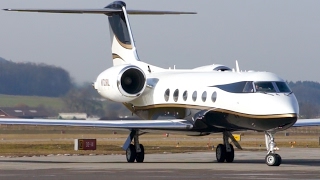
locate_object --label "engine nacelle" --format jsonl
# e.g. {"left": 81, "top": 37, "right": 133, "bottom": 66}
{"left": 94, "top": 65, "right": 146, "bottom": 102}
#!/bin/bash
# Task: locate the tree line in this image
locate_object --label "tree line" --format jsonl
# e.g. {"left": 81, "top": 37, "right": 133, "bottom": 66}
{"left": 288, "top": 81, "right": 320, "bottom": 118}
{"left": 0, "top": 58, "right": 72, "bottom": 97}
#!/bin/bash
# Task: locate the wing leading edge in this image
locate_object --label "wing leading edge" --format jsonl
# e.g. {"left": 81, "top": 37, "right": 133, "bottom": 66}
{"left": 293, "top": 119, "right": 320, "bottom": 127}
{"left": 0, "top": 118, "right": 193, "bottom": 130}
{"left": 3, "top": 8, "right": 196, "bottom": 15}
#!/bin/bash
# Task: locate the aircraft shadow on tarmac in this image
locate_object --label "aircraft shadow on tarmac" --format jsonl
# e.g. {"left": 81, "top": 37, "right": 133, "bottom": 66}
{"left": 1, "top": 159, "right": 320, "bottom": 166}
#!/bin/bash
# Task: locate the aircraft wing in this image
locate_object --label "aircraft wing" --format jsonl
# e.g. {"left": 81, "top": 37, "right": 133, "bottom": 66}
{"left": 0, "top": 118, "right": 193, "bottom": 130}
{"left": 293, "top": 119, "right": 320, "bottom": 127}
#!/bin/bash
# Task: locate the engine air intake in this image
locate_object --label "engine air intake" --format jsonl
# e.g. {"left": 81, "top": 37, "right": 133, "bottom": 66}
{"left": 119, "top": 66, "right": 146, "bottom": 96}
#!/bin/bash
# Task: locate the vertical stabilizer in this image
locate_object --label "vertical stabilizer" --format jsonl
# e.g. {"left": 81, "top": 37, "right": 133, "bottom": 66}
{"left": 105, "top": 1, "right": 139, "bottom": 66}
{"left": 4, "top": 1, "right": 196, "bottom": 69}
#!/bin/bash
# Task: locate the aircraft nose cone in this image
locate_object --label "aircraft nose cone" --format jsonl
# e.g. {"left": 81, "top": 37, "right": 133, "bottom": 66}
{"left": 277, "top": 94, "right": 299, "bottom": 115}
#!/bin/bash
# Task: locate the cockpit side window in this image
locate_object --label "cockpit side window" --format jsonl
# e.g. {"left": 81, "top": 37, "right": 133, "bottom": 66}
{"left": 254, "top": 82, "right": 276, "bottom": 93}
{"left": 243, "top": 81, "right": 254, "bottom": 93}
{"left": 213, "top": 81, "right": 254, "bottom": 93}
{"left": 214, "top": 81, "right": 248, "bottom": 93}
{"left": 275, "top": 82, "right": 291, "bottom": 93}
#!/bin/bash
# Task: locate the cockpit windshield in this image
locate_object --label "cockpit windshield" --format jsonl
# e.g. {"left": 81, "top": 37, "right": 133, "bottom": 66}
{"left": 254, "top": 82, "right": 276, "bottom": 93}
{"left": 275, "top": 82, "right": 291, "bottom": 93}
{"left": 214, "top": 81, "right": 292, "bottom": 93}
{"left": 253, "top": 81, "right": 292, "bottom": 93}
{"left": 243, "top": 82, "right": 254, "bottom": 92}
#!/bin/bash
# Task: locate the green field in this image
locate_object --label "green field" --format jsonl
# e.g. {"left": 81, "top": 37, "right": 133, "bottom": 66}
{"left": 0, "top": 125, "right": 319, "bottom": 156}
{"left": 0, "top": 94, "right": 65, "bottom": 110}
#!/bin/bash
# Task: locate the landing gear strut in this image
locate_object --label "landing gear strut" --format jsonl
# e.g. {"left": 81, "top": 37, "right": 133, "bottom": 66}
{"left": 265, "top": 131, "right": 281, "bottom": 166}
{"left": 124, "top": 130, "right": 145, "bottom": 163}
{"left": 216, "top": 131, "right": 235, "bottom": 163}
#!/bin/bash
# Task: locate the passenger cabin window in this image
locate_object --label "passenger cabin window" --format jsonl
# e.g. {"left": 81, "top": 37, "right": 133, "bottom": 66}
{"left": 192, "top": 91, "right": 197, "bottom": 101}
{"left": 212, "top": 91, "right": 217, "bottom": 102}
{"left": 254, "top": 82, "right": 276, "bottom": 93}
{"left": 275, "top": 82, "right": 291, "bottom": 93}
{"left": 202, "top": 91, "right": 207, "bottom": 102}
{"left": 173, "top": 89, "right": 179, "bottom": 102}
{"left": 164, "top": 89, "right": 170, "bottom": 101}
{"left": 183, "top": 91, "right": 188, "bottom": 101}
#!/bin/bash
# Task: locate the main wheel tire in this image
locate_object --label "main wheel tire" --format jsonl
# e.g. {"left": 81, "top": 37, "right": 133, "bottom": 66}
{"left": 135, "top": 144, "right": 145, "bottom": 163}
{"left": 265, "top": 153, "right": 279, "bottom": 166}
{"left": 225, "top": 144, "right": 234, "bottom": 163}
{"left": 126, "top": 144, "right": 136, "bottom": 163}
{"left": 216, "top": 144, "right": 226, "bottom": 163}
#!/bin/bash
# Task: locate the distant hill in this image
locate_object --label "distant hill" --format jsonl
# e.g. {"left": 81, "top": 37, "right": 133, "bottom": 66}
{"left": 0, "top": 57, "right": 9, "bottom": 63}
{"left": 289, "top": 81, "right": 320, "bottom": 105}
{"left": 288, "top": 81, "right": 320, "bottom": 118}
{"left": 0, "top": 58, "right": 72, "bottom": 97}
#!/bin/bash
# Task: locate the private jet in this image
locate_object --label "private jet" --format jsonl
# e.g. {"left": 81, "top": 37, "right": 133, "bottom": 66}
{"left": 1, "top": 1, "right": 320, "bottom": 166}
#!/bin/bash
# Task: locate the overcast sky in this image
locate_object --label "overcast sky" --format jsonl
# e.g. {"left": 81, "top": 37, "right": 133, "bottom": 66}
{"left": 1, "top": 0, "right": 320, "bottom": 84}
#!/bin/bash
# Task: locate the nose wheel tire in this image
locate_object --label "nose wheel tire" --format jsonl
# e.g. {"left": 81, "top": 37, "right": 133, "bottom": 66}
{"left": 274, "top": 154, "right": 282, "bottom": 166}
{"left": 265, "top": 153, "right": 281, "bottom": 166}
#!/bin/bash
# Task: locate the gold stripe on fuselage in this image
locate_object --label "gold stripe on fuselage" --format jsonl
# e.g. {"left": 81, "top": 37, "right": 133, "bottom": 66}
{"left": 132, "top": 103, "right": 297, "bottom": 119}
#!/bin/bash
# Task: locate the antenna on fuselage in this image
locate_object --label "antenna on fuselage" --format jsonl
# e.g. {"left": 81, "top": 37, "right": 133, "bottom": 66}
{"left": 235, "top": 60, "right": 240, "bottom": 72}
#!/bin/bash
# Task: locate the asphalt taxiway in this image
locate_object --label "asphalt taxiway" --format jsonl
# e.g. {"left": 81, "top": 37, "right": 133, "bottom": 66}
{"left": 0, "top": 148, "right": 319, "bottom": 180}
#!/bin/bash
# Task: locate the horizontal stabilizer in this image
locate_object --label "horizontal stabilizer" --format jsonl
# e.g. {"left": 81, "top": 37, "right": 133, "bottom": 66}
{"left": 3, "top": 8, "right": 196, "bottom": 15}
{"left": 127, "top": 10, "right": 196, "bottom": 15}
{"left": 3, "top": 8, "right": 122, "bottom": 15}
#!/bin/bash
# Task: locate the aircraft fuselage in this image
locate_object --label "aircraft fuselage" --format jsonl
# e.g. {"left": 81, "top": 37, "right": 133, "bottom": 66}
{"left": 95, "top": 68, "right": 298, "bottom": 133}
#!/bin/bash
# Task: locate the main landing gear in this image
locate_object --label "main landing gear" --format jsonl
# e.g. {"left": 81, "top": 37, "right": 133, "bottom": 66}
{"left": 216, "top": 131, "right": 240, "bottom": 163}
{"left": 124, "top": 130, "right": 145, "bottom": 163}
{"left": 122, "top": 130, "right": 281, "bottom": 166}
{"left": 265, "top": 131, "right": 281, "bottom": 166}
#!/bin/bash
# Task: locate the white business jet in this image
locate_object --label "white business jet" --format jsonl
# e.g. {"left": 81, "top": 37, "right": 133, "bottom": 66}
{"left": 1, "top": 1, "right": 320, "bottom": 166}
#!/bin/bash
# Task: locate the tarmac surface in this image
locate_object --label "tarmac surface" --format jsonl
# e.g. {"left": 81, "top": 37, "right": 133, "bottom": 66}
{"left": 0, "top": 148, "right": 320, "bottom": 180}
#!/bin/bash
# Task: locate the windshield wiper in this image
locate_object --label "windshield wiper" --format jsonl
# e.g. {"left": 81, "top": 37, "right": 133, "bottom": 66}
{"left": 257, "top": 91, "right": 274, "bottom": 96}
{"left": 285, "top": 91, "right": 293, "bottom": 96}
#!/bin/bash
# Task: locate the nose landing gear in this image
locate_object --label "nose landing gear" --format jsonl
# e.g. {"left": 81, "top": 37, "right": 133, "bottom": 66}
{"left": 265, "top": 131, "right": 281, "bottom": 166}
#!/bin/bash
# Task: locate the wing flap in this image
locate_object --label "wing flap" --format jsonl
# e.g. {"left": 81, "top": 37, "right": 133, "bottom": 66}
{"left": 0, "top": 118, "right": 193, "bottom": 130}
